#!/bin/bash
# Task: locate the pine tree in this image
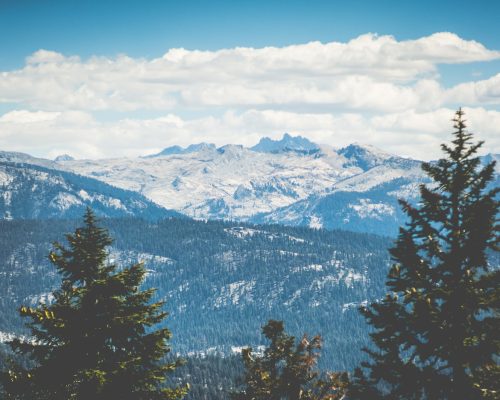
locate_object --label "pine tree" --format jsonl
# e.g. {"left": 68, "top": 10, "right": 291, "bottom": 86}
{"left": 1, "top": 208, "right": 188, "bottom": 400}
{"left": 351, "top": 109, "right": 499, "bottom": 399}
{"left": 233, "top": 320, "right": 348, "bottom": 400}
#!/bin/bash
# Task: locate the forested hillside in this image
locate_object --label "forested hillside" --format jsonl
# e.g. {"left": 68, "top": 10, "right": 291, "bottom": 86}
{"left": 0, "top": 217, "right": 393, "bottom": 371}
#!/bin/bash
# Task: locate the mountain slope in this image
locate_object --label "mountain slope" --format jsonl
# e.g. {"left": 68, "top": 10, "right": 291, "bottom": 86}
{"left": 0, "top": 217, "right": 393, "bottom": 371}
{"left": 251, "top": 178, "right": 417, "bottom": 236}
{"left": 144, "top": 142, "right": 217, "bottom": 158}
{"left": 0, "top": 162, "right": 180, "bottom": 220}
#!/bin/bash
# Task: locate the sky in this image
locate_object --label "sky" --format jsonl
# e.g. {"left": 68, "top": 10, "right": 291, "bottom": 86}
{"left": 0, "top": 0, "right": 500, "bottom": 160}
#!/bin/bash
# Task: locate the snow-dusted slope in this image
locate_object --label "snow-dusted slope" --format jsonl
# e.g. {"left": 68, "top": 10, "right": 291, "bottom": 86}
{"left": 0, "top": 162, "right": 179, "bottom": 220}
{"left": 55, "top": 143, "right": 363, "bottom": 219}
{"left": 0, "top": 151, "right": 58, "bottom": 169}
{"left": 47, "top": 137, "right": 425, "bottom": 223}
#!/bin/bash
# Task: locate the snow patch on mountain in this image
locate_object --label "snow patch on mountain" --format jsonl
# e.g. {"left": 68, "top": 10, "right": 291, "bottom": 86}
{"left": 348, "top": 199, "right": 395, "bottom": 219}
{"left": 213, "top": 280, "right": 256, "bottom": 308}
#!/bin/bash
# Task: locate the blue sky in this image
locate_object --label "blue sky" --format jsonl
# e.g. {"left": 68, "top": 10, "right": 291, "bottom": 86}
{"left": 2, "top": 0, "right": 499, "bottom": 73}
{"left": 0, "top": 0, "right": 499, "bottom": 159}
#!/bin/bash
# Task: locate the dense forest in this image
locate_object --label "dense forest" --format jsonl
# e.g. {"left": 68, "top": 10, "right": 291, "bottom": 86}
{"left": 0, "top": 217, "right": 394, "bottom": 371}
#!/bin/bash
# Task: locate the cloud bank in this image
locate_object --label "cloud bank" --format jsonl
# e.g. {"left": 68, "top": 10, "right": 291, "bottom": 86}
{"left": 0, "top": 32, "right": 499, "bottom": 160}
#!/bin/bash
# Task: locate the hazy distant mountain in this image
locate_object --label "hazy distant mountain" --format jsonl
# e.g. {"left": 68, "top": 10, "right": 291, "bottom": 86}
{"left": 44, "top": 137, "right": 424, "bottom": 224}
{"left": 250, "top": 133, "right": 320, "bottom": 154}
{"left": 54, "top": 154, "right": 75, "bottom": 162}
{"left": 144, "top": 143, "right": 217, "bottom": 158}
{"left": 0, "top": 150, "right": 58, "bottom": 169}
{"left": 338, "top": 143, "right": 402, "bottom": 171}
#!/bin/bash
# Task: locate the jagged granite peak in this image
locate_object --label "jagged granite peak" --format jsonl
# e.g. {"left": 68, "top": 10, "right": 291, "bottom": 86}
{"left": 250, "top": 133, "right": 320, "bottom": 154}
{"left": 144, "top": 142, "right": 216, "bottom": 158}
{"left": 54, "top": 154, "right": 75, "bottom": 162}
{"left": 337, "top": 143, "right": 398, "bottom": 171}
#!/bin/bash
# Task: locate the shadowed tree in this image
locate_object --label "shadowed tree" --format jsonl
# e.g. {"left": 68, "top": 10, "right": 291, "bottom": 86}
{"left": 233, "top": 319, "right": 348, "bottom": 400}
{"left": 0, "top": 208, "right": 188, "bottom": 400}
{"left": 350, "top": 109, "right": 499, "bottom": 399}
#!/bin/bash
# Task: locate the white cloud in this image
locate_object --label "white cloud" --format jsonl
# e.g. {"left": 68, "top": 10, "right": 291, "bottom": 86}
{"left": 0, "top": 33, "right": 498, "bottom": 113}
{"left": 444, "top": 73, "right": 500, "bottom": 105}
{"left": 0, "top": 33, "right": 498, "bottom": 160}
{"left": 0, "top": 110, "right": 61, "bottom": 123}
{"left": 0, "top": 108, "right": 498, "bottom": 161}
{"left": 26, "top": 50, "right": 70, "bottom": 64}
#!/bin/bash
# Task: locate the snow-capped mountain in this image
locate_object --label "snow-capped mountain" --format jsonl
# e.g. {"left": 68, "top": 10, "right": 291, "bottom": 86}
{"left": 0, "top": 134, "right": 496, "bottom": 235}
{"left": 0, "top": 161, "right": 179, "bottom": 220}
{"left": 0, "top": 150, "right": 58, "bottom": 169}
{"left": 337, "top": 143, "right": 405, "bottom": 171}
{"left": 48, "top": 136, "right": 425, "bottom": 223}
{"left": 47, "top": 141, "right": 360, "bottom": 220}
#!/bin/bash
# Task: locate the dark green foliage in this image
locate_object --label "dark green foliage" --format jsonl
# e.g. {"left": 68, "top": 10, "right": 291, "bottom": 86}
{"left": 233, "top": 320, "right": 348, "bottom": 400}
{"left": 0, "top": 209, "right": 187, "bottom": 399}
{"left": 170, "top": 354, "right": 245, "bottom": 400}
{"left": 352, "top": 109, "right": 499, "bottom": 399}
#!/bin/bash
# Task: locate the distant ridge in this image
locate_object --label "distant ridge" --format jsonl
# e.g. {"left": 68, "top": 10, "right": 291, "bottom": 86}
{"left": 338, "top": 143, "right": 396, "bottom": 171}
{"left": 54, "top": 154, "right": 75, "bottom": 162}
{"left": 250, "top": 133, "right": 320, "bottom": 154}
{"left": 144, "top": 143, "right": 216, "bottom": 158}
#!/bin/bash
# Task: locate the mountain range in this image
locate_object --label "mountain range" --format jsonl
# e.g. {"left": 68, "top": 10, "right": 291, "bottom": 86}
{"left": 1, "top": 135, "right": 497, "bottom": 236}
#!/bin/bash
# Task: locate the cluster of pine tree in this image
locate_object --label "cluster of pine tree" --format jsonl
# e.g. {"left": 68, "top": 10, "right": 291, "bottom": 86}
{"left": 0, "top": 210, "right": 188, "bottom": 399}
{"left": 349, "top": 109, "right": 499, "bottom": 399}
{"left": 0, "top": 109, "right": 498, "bottom": 399}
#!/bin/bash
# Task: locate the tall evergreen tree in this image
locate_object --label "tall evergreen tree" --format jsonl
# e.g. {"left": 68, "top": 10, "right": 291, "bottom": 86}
{"left": 351, "top": 109, "right": 499, "bottom": 399}
{"left": 1, "top": 209, "right": 187, "bottom": 400}
{"left": 233, "top": 320, "right": 348, "bottom": 400}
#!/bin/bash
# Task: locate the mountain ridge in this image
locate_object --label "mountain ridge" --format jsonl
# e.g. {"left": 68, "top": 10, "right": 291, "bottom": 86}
{"left": 1, "top": 135, "right": 497, "bottom": 236}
